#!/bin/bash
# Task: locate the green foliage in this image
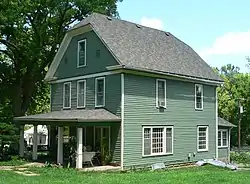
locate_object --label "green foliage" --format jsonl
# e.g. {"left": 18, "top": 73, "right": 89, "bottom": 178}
{"left": 230, "top": 152, "right": 250, "bottom": 164}
{"left": 215, "top": 64, "right": 250, "bottom": 146}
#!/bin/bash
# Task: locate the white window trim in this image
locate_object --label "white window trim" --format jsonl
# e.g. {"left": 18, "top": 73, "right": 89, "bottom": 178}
{"left": 63, "top": 82, "right": 71, "bottom": 109}
{"left": 218, "top": 129, "right": 228, "bottom": 148}
{"left": 156, "top": 79, "right": 167, "bottom": 108}
{"left": 95, "top": 77, "right": 105, "bottom": 107}
{"left": 195, "top": 84, "right": 203, "bottom": 110}
{"left": 77, "top": 39, "right": 87, "bottom": 68}
{"left": 142, "top": 126, "right": 173, "bottom": 157}
{"left": 197, "top": 126, "right": 209, "bottom": 152}
{"left": 77, "top": 80, "right": 86, "bottom": 108}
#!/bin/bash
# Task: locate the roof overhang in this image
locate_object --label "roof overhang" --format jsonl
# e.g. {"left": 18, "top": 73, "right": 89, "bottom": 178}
{"left": 14, "top": 109, "right": 121, "bottom": 125}
{"left": 107, "top": 65, "right": 224, "bottom": 86}
{"left": 218, "top": 117, "right": 237, "bottom": 128}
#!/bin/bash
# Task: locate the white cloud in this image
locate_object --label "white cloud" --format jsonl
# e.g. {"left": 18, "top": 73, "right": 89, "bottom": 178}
{"left": 140, "top": 17, "right": 164, "bottom": 30}
{"left": 200, "top": 30, "right": 250, "bottom": 57}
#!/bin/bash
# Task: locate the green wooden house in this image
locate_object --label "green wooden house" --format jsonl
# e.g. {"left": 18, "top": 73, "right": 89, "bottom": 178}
{"left": 15, "top": 13, "right": 235, "bottom": 169}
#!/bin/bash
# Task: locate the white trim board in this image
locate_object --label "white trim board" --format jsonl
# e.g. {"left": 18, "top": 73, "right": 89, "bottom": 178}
{"left": 197, "top": 125, "right": 209, "bottom": 152}
{"left": 50, "top": 71, "right": 119, "bottom": 84}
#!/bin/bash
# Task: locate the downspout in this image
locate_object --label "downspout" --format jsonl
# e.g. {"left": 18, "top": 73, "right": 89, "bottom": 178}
{"left": 121, "top": 73, "right": 124, "bottom": 170}
{"left": 215, "top": 88, "right": 218, "bottom": 159}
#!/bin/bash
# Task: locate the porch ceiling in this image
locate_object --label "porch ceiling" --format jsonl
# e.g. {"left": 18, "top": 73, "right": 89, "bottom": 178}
{"left": 14, "top": 109, "right": 120, "bottom": 124}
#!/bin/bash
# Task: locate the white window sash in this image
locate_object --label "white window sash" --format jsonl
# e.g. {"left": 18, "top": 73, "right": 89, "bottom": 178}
{"left": 156, "top": 79, "right": 167, "bottom": 108}
{"left": 197, "top": 126, "right": 208, "bottom": 152}
{"left": 77, "top": 39, "right": 87, "bottom": 67}
{"left": 142, "top": 126, "right": 173, "bottom": 157}
{"left": 218, "top": 129, "right": 228, "bottom": 148}
{"left": 195, "top": 84, "right": 203, "bottom": 110}
{"left": 95, "top": 77, "right": 105, "bottom": 107}
{"left": 63, "top": 82, "right": 71, "bottom": 109}
{"left": 77, "top": 80, "right": 86, "bottom": 108}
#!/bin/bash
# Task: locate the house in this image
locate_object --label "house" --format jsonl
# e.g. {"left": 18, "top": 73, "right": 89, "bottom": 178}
{"left": 15, "top": 13, "right": 234, "bottom": 169}
{"left": 24, "top": 125, "right": 48, "bottom": 147}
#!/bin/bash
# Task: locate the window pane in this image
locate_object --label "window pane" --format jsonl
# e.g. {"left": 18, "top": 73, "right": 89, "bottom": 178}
{"left": 222, "top": 131, "right": 227, "bottom": 146}
{"left": 96, "top": 79, "right": 104, "bottom": 106}
{"left": 158, "top": 81, "right": 165, "bottom": 102}
{"left": 218, "top": 131, "right": 221, "bottom": 146}
{"left": 78, "top": 41, "right": 86, "bottom": 66}
{"left": 77, "top": 81, "right": 85, "bottom": 107}
{"left": 166, "top": 128, "right": 172, "bottom": 153}
{"left": 152, "top": 128, "right": 164, "bottom": 154}
{"left": 198, "top": 127, "right": 207, "bottom": 150}
{"left": 196, "top": 85, "right": 203, "bottom": 109}
{"left": 144, "top": 128, "right": 151, "bottom": 155}
{"left": 64, "top": 83, "right": 70, "bottom": 108}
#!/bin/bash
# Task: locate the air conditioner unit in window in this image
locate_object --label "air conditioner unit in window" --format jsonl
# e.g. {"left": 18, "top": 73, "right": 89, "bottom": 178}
{"left": 158, "top": 101, "right": 165, "bottom": 108}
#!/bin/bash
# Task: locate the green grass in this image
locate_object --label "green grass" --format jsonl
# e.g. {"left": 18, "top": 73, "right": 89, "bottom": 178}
{"left": 0, "top": 165, "right": 249, "bottom": 184}
{"left": 0, "top": 159, "right": 28, "bottom": 166}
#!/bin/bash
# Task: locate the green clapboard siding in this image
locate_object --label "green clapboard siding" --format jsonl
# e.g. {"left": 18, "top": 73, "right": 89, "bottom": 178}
{"left": 55, "top": 31, "right": 118, "bottom": 79}
{"left": 123, "top": 74, "right": 216, "bottom": 168}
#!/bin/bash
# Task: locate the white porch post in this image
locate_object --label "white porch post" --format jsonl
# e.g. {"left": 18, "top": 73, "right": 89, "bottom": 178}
{"left": 32, "top": 125, "right": 38, "bottom": 160}
{"left": 57, "top": 126, "right": 63, "bottom": 165}
{"left": 76, "top": 127, "right": 83, "bottom": 169}
{"left": 19, "top": 125, "right": 24, "bottom": 158}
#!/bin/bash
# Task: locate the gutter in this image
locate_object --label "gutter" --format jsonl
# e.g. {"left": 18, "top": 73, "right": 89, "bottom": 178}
{"left": 106, "top": 65, "right": 224, "bottom": 86}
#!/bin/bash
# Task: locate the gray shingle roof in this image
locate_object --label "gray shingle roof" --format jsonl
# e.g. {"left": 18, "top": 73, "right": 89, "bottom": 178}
{"left": 72, "top": 13, "right": 222, "bottom": 82}
{"left": 218, "top": 117, "right": 236, "bottom": 127}
{"left": 14, "top": 109, "right": 120, "bottom": 122}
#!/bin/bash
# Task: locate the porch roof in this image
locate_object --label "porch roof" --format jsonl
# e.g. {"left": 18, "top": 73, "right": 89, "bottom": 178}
{"left": 14, "top": 109, "right": 120, "bottom": 123}
{"left": 218, "top": 117, "right": 237, "bottom": 127}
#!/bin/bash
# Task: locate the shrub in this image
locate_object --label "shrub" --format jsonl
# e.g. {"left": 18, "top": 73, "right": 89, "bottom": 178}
{"left": 230, "top": 152, "right": 250, "bottom": 164}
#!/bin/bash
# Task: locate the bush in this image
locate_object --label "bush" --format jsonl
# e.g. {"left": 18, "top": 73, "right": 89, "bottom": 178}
{"left": 230, "top": 152, "right": 250, "bottom": 164}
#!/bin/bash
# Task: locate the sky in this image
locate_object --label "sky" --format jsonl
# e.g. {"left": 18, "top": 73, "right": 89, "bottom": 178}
{"left": 117, "top": 0, "right": 250, "bottom": 72}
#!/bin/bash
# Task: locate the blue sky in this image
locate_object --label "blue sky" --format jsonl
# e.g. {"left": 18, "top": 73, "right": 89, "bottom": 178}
{"left": 118, "top": 0, "right": 250, "bottom": 72}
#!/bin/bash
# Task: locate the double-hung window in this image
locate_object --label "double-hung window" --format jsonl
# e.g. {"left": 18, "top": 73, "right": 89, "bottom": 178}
{"left": 77, "top": 80, "right": 86, "bottom": 108}
{"left": 218, "top": 130, "right": 228, "bottom": 147}
{"left": 63, "top": 82, "right": 71, "bottom": 109}
{"left": 156, "top": 79, "right": 167, "bottom": 108}
{"left": 95, "top": 77, "right": 105, "bottom": 107}
{"left": 77, "top": 39, "right": 87, "bottom": 67}
{"left": 143, "top": 126, "right": 173, "bottom": 156}
{"left": 197, "top": 126, "right": 208, "bottom": 151}
{"left": 195, "top": 84, "right": 203, "bottom": 110}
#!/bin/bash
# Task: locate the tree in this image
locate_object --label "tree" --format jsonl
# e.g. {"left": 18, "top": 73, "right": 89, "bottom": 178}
{"left": 0, "top": 0, "right": 122, "bottom": 118}
{"left": 216, "top": 64, "right": 250, "bottom": 146}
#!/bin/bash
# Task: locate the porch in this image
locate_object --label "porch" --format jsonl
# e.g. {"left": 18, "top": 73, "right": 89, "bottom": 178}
{"left": 14, "top": 109, "right": 121, "bottom": 169}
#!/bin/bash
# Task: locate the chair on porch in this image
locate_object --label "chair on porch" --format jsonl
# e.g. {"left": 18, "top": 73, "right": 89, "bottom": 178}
{"left": 83, "top": 152, "right": 96, "bottom": 167}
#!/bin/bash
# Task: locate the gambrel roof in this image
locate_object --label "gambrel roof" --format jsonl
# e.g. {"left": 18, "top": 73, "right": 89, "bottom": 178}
{"left": 46, "top": 13, "right": 222, "bottom": 83}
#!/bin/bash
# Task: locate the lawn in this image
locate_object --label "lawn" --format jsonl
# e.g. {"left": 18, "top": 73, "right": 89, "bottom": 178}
{"left": 0, "top": 165, "right": 249, "bottom": 184}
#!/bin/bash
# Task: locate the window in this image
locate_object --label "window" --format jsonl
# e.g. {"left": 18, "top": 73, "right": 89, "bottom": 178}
{"left": 218, "top": 130, "right": 228, "bottom": 147}
{"left": 77, "top": 39, "right": 86, "bottom": 67}
{"left": 143, "top": 126, "right": 173, "bottom": 156}
{"left": 95, "top": 77, "right": 105, "bottom": 107}
{"left": 195, "top": 84, "right": 203, "bottom": 110}
{"left": 63, "top": 82, "right": 71, "bottom": 109}
{"left": 77, "top": 80, "right": 86, "bottom": 108}
{"left": 156, "top": 79, "right": 166, "bottom": 108}
{"left": 197, "top": 126, "right": 208, "bottom": 151}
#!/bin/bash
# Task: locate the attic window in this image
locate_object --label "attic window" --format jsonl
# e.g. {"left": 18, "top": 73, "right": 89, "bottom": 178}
{"left": 107, "top": 16, "right": 112, "bottom": 20}
{"left": 136, "top": 24, "right": 141, "bottom": 28}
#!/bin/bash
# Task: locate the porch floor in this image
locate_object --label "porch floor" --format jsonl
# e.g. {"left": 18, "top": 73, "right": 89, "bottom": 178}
{"left": 80, "top": 165, "right": 121, "bottom": 172}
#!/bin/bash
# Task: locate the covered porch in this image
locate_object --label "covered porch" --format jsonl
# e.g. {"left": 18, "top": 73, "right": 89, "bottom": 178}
{"left": 14, "top": 109, "right": 121, "bottom": 169}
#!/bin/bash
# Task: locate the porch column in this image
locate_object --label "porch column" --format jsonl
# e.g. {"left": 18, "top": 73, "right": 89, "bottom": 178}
{"left": 76, "top": 127, "right": 83, "bottom": 169}
{"left": 57, "top": 126, "right": 63, "bottom": 165}
{"left": 19, "top": 125, "right": 24, "bottom": 158}
{"left": 32, "top": 125, "right": 38, "bottom": 160}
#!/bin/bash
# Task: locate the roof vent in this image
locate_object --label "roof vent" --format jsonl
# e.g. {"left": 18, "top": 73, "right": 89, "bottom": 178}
{"left": 165, "top": 32, "right": 170, "bottom": 36}
{"left": 107, "top": 16, "right": 112, "bottom": 20}
{"left": 136, "top": 24, "right": 141, "bottom": 28}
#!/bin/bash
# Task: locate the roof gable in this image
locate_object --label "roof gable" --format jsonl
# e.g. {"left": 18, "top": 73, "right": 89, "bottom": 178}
{"left": 46, "top": 13, "right": 222, "bottom": 82}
